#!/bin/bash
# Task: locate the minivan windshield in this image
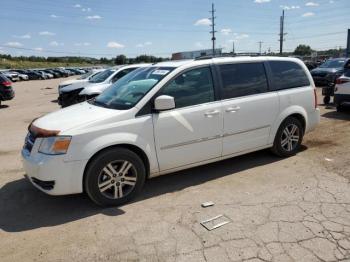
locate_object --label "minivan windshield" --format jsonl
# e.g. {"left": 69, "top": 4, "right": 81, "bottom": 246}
{"left": 319, "top": 59, "right": 346, "bottom": 69}
{"left": 89, "top": 69, "right": 114, "bottom": 83}
{"left": 91, "top": 66, "right": 174, "bottom": 110}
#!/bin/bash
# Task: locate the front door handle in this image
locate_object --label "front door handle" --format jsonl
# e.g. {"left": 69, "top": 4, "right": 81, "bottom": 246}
{"left": 204, "top": 110, "right": 220, "bottom": 117}
{"left": 225, "top": 106, "right": 240, "bottom": 113}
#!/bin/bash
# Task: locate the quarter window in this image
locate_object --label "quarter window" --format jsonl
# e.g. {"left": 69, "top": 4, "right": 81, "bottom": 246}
{"left": 161, "top": 67, "right": 215, "bottom": 108}
{"left": 269, "top": 61, "right": 310, "bottom": 90}
{"left": 219, "top": 63, "right": 268, "bottom": 99}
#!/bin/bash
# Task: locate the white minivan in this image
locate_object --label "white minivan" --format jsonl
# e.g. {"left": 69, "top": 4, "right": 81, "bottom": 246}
{"left": 22, "top": 57, "right": 320, "bottom": 206}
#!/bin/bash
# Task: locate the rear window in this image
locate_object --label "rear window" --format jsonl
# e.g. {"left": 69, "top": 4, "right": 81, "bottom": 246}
{"left": 269, "top": 61, "right": 310, "bottom": 90}
{"left": 219, "top": 62, "right": 268, "bottom": 99}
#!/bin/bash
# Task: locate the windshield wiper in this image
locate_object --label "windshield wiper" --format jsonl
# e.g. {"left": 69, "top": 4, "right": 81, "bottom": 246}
{"left": 89, "top": 98, "right": 109, "bottom": 108}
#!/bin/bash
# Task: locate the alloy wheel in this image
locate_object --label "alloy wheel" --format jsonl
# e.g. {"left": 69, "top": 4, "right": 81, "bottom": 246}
{"left": 281, "top": 124, "right": 300, "bottom": 152}
{"left": 97, "top": 160, "right": 137, "bottom": 199}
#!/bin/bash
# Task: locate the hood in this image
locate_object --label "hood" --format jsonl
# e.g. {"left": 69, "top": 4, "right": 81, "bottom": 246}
{"left": 60, "top": 81, "right": 97, "bottom": 93}
{"left": 33, "top": 102, "right": 118, "bottom": 133}
{"left": 79, "top": 83, "right": 112, "bottom": 95}
{"left": 59, "top": 78, "right": 87, "bottom": 87}
{"left": 311, "top": 67, "right": 342, "bottom": 74}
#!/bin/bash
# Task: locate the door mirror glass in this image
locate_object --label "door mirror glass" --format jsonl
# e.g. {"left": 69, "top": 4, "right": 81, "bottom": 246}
{"left": 154, "top": 95, "right": 175, "bottom": 111}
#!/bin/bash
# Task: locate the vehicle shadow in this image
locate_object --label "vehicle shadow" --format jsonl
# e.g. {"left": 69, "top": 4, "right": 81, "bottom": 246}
{"left": 0, "top": 179, "right": 124, "bottom": 232}
{"left": 0, "top": 104, "right": 9, "bottom": 109}
{"left": 322, "top": 109, "right": 350, "bottom": 120}
{"left": 0, "top": 149, "right": 285, "bottom": 232}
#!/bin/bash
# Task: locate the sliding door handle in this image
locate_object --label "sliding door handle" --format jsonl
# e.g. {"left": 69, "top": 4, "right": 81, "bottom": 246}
{"left": 225, "top": 106, "right": 240, "bottom": 113}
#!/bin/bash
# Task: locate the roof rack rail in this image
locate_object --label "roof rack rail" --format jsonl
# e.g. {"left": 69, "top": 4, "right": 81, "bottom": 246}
{"left": 194, "top": 53, "right": 262, "bottom": 60}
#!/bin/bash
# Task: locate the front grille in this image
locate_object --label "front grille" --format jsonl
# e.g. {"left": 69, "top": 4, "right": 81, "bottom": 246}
{"left": 58, "top": 88, "right": 84, "bottom": 107}
{"left": 24, "top": 132, "right": 35, "bottom": 153}
{"left": 31, "top": 177, "right": 55, "bottom": 190}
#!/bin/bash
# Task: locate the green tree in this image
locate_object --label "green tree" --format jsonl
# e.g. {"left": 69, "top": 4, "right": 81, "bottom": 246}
{"left": 294, "top": 44, "right": 313, "bottom": 56}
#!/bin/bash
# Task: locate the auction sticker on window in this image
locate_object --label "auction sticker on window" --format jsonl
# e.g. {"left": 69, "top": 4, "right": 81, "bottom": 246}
{"left": 152, "top": 70, "right": 169, "bottom": 75}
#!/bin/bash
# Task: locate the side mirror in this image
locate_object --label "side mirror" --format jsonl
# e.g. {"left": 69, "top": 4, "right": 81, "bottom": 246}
{"left": 154, "top": 95, "right": 175, "bottom": 111}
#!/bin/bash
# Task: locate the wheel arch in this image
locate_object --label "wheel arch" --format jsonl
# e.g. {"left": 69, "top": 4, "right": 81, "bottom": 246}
{"left": 269, "top": 106, "right": 307, "bottom": 144}
{"left": 82, "top": 143, "right": 151, "bottom": 192}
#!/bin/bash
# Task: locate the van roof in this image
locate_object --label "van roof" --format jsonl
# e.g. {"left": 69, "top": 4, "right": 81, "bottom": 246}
{"left": 153, "top": 56, "right": 303, "bottom": 68}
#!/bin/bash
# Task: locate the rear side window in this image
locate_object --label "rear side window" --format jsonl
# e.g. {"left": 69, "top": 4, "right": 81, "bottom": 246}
{"left": 269, "top": 61, "right": 310, "bottom": 90}
{"left": 219, "top": 63, "right": 268, "bottom": 99}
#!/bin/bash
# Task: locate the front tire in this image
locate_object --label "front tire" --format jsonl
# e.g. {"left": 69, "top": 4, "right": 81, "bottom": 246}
{"left": 84, "top": 148, "right": 146, "bottom": 206}
{"left": 271, "top": 117, "right": 303, "bottom": 157}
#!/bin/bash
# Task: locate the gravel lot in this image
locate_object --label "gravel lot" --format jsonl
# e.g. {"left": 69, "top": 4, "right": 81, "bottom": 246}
{"left": 1, "top": 78, "right": 350, "bottom": 262}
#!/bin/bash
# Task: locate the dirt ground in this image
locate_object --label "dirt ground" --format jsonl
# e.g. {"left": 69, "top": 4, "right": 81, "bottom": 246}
{"left": 1, "top": 78, "right": 350, "bottom": 262}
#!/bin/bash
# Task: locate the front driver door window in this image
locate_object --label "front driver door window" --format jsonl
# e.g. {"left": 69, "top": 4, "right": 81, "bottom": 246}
{"left": 153, "top": 67, "right": 223, "bottom": 171}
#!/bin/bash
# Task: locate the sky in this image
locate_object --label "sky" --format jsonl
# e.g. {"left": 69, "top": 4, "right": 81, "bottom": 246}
{"left": 0, "top": 0, "right": 349, "bottom": 58}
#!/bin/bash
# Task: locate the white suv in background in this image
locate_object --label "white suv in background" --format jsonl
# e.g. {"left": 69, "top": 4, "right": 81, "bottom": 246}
{"left": 58, "top": 64, "right": 149, "bottom": 107}
{"left": 334, "top": 68, "right": 350, "bottom": 111}
{"left": 22, "top": 57, "right": 320, "bottom": 206}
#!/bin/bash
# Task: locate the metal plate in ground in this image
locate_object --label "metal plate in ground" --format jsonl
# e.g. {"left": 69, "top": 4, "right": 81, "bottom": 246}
{"left": 200, "top": 214, "right": 231, "bottom": 231}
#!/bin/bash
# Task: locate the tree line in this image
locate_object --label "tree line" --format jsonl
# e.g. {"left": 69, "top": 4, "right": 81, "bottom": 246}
{"left": 0, "top": 54, "right": 168, "bottom": 65}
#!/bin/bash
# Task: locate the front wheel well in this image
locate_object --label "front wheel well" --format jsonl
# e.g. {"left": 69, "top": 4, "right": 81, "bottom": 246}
{"left": 83, "top": 144, "right": 150, "bottom": 191}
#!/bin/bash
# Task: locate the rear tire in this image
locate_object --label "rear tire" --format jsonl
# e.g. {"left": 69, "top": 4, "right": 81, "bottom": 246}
{"left": 271, "top": 117, "right": 303, "bottom": 157}
{"left": 84, "top": 147, "right": 146, "bottom": 206}
{"left": 323, "top": 96, "right": 330, "bottom": 105}
{"left": 336, "top": 105, "right": 344, "bottom": 112}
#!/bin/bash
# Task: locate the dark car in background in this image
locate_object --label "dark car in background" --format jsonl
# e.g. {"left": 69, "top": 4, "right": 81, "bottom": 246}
{"left": 311, "top": 58, "right": 350, "bottom": 104}
{"left": 44, "top": 69, "right": 60, "bottom": 78}
{"left": 16, "top": 70, "right": 43, "bottom": 80}
{"left": 0, "top": 74, "right": 15, "bottom": 106}
{"left": 311, "top": 58, "right": 350, "bottom": 87}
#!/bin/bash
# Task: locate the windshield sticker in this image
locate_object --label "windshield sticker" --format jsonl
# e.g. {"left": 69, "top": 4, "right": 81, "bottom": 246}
{"left": 152, "top": 70, "right": 170, "bottom": 75}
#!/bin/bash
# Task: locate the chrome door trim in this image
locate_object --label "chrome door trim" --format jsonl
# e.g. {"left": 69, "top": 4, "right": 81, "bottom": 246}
{"left": 223, "top": 125, "right": 270, "bottom": 138}
{"left": 161, "top": 134, "right": 222, "bottom": 150}
{"left": 161, "top": 125, "right": 269, "bottom": 150}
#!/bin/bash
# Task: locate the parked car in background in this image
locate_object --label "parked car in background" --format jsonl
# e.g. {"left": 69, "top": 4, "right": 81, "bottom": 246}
{"left": 334, "top": 68, "right": 350, "bottom": 112}
{"left": 311, "top": 58, "right": 350, "bottom": 104}
{"left": 58, "top": 64, "right": 148, "bottom": 107}
{"left": 23, "top": 57, "right": 320, "bottom": 206}
{"left": 58, "top": 69, "right": 104, "bottom": 91}
{"left": 311, "top": 58, "right": 350, "bottom": 87}
{"left": 0, "top": 74, "right": 15, "bottom": 106}
{"left": 19, "top": 70, "right": 43, "bottom": 80}
{"left": 2, "top": 71, "right": 20, "bottom": 82}
{"left": 15, "top": 72, "right": 29, "bottom": 81}
{"left": 44, "top": 69, "right": 60, "bottom": 78}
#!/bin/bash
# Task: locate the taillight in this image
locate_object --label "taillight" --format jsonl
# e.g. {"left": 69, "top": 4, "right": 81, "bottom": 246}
{"left": 313, "top": 88, "right": 318, "bottom": 109}
{"left": 2, "top": 81, "right": 12, "bottom": 87}
{"left": 335, "top": 78, "right": 350, "bottom": 85}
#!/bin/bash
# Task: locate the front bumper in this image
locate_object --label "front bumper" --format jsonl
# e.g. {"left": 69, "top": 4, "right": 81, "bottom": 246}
{"left": 58, "top": 89, "right": 85, "bottom": 107}
{"left": 334, "top": 94, "right": 350, "bottom": 106}
{"left": 21, "top": 147, "right": 87, "bottom": 195}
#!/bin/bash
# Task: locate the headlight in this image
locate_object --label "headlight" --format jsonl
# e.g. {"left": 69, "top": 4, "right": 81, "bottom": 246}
{"left": 38, "top": 136, "right": 72, "bottom": 155}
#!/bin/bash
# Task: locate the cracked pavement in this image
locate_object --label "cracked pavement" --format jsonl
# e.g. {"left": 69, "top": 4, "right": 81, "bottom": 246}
{"left": 1, "top": 79, "right": 350, "bottom": 262}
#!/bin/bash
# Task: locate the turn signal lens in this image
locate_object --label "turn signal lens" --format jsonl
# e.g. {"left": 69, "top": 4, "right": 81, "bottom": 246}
{"left": 39, "top": 136, "right": 72, "bottom": 155}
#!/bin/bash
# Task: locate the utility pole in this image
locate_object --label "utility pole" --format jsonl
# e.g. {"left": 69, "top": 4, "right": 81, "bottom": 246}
{"left": 210, "top": 3, "right": 217, "bottom": 57}
{"left": 346, "top": 29, "right": 350, "bottom": 57}
{"left": 258, "top": 41, "right": 263, "bottom": 55}
{"left": 279, "top": 10, "right": 287, "bottom": 55}
{"left": 232, "top": 41, "right": 235, "bottom": 55}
